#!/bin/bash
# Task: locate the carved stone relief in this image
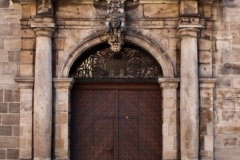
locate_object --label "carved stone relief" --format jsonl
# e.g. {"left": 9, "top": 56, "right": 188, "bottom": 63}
{"left": 106, "top": 0, "right": 126, "bottom": 52}
{"left": 36, "top": 0, "right": 53, "bottom": 16}
{"left": 106, "top": 16, "right": 125, "bottom": 52}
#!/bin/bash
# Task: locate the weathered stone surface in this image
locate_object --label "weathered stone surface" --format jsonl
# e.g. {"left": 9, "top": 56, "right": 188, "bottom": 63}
{"left": 56, "top": 4, "right": 95, "bottom": 18}
{"left": 9, "top": 103, "right": 20, "bottom": 113}
{"left": 0, "top": 0, "right": 9, "bottom": 8}
{"left": 215, "top": 148, "right": 240, "bottom": 160}
{"left": 216, "top": 125, "right": 240, "bottom": 134}
{"left": 180, "top": 1, "right": 198, "bottom": 15}
{"left": 8, "top": 51, "right": 20, "bottom": 62}
{"left": 216, "top": 76, "right": 232, "bottom": 88}
{"left": 9, "top": 23, "right": 21, "bottom": 36}
{"left": 2, "top": 62, "right": 19, "bottom": 75}
{"left": 4, "top": 37, "right": 21, "bottom": 51}
{"left": 222, "top": 111, "right": 239, "bottom": 122}
{"left": 0, "top": 149, "right": 6, "bottom": 159}
{"left": 20, "top": 64, "right": 34, "bottom": 77}
{"left": 215, "top": 100, "right": 236, "bottom": 109}
{"left": 54, "top": 113, "right": 68, "bottom": 125}
{"left": 7, "top": 149, "right": 19, "bottom": 159}
{"left": 0, "top": 103, "right": 7, "bottom": 113}
{"left": 200, "top": 99, "right": 212, "bottom": 109}
{"left": 4, "top": 90, "right": 19, "bottom": 102}
{"left": 0, "top": 24, "right": 8, "bottom": 36}
{"left": 20, "top": 51, "right": 34, "bottom": 64}
{"left": 200, "top": 110, "right": 212, "bottom": 123}
{"left": 143, "top": 4, "right": 179, "bottom": 18}
{"left": 199, "top": 51, "right": 212, "bottom": 63}
{"left": 0, "top": 90, "right": 2, "bottom": 102}
{"left": 233, "top": 77, "right": 240, "bottom": 88}
{"left": 21, "top": 39, "right": 36, "bottom": 50}
{"left": 0, "top": 137, "right": 18, "bottom": 148}
{"left": 0, "top": 51, "right": 8, "bottom": 62}
{"left": 12, "top": 126, "right": 19, "bottom": 136}
{"left": 2, "top": 113, "right": 20, "bottom": 125}
{"left": 199, "top": 39, "right": 212, "bottom": 51}
{"left": 199, "top": 63, "right": 212, "bottom": 77}
{"left": 0, "top": 126, "right": 12, "bottom": 136}
{"left": 219, "top": 63, "right": 240, "bottom": 75}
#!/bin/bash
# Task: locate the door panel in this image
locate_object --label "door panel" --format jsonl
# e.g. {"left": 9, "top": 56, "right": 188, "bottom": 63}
{"left": 93, "top": 118, "right": 114, "bottom": 159}
{"left": 119, "top": 118, "right": 139, "bottom": 160}
{"left": 71, "top": 83, "right": 162, "bottom": 160}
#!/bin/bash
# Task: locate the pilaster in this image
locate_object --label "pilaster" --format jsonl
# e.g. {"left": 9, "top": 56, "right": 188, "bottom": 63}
{"left": 15, "top": 77, "right": 34, "bottom": 159}
{"left": 158, "top": 78, "right": 180, "bottom": 160}
{"left": 199, "top": 78, "right": 217, "bottom": 160}
{"left": 53, "top": 78, "right": 75, "bottom": 160}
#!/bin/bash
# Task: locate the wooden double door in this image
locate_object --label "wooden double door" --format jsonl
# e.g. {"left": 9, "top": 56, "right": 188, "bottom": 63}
{"left": 71, "top": 83, "right": 162, "bottom": 160}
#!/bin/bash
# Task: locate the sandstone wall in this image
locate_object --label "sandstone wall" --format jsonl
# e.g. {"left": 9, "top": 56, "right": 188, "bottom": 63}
{"left": 0, "top": 0, "right": 21, "bottom": 159}
{"left": 213, "top": 0, "right": 240, "bottom": 159}
{"left": 1, "top": 0, "right": 240, "bottom": 159}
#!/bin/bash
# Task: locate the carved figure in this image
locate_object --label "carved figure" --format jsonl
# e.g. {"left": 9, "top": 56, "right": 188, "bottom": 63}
{"left": 37, "top": 0, "right": 52, "bottom": 15}
{"left": 106, "top": 16, "right": 125, "bottom": 52}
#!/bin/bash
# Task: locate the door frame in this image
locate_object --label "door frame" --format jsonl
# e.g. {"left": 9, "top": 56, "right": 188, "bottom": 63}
{"left": 53, "top": 77, "right": 179, "bottom": 159}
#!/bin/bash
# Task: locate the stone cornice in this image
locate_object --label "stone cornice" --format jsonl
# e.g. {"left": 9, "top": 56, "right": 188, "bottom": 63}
{"left": 199, "top": 78, "right": 217, "bottom": 89}
{"left": 53, "top": 78, "right": 75, "bottom": 89}
{"left": 158, "top": 78, "right": 180, "bottom": 89}
{"left": 15, "top": 77, "right": 34, "bottom": 89}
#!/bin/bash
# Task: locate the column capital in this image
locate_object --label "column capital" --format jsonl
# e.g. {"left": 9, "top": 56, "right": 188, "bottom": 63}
{"left": 178, "top": 27, "right": 201, "bottom": 38}
{"left": 158, "top": 78, "right": 180, "bottom": 89}
{"left": 15, "top": 77, "right": 34, "bottom": 89}
{"left": 53, "top": 78, "right": 75, "bottom": 89}
{"left": 199, "top": 78, "right": 217, "bottom": 89}
{"left": 33, "top": 27, "right": 55, "bottom": 37}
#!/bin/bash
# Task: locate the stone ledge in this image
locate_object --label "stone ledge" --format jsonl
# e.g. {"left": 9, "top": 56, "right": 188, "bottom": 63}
{"left": 53, "top": 78, "right": 75, "bottom": 89}
{"left": 15, "top": 77, "right": 34, "bottom": 89}
{"left": 158, "top": 78, "right": 180, "bottom": 89}
{"left": 199, "top": 78, "right": 217, "bottom": 89}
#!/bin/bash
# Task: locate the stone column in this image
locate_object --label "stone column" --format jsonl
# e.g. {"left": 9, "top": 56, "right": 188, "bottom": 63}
{"left": 53, "top": 78, "right": 75, "bottom": 159}
{"left": 158, "top": 78, "right": 180, "bottom": 160}
{"left": 33, "top": 28, "right": 55, "bottom": 160}
{"left": 178, "top": 28, "right": 200, "bottom": 160}
{"left": 15, "top": 77, "right": 34, "bottom": 159}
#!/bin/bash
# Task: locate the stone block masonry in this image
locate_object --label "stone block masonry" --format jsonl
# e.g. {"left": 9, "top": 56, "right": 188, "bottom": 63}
{"left": 0, "top": 0, "right": 22, "bottom": 159}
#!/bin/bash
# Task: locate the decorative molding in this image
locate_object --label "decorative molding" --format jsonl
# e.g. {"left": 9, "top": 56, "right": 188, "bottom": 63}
{"left": 107, "top": 0, "right": 125, "bottom": 15}
{"left": 178, "top": 27, "right": 201, "bottom": 38}
{"left": 199, "top": 78, "right": 217, "bottom": 89}
{"left": 158, "top": 78, "right": 180, "bottom": 89}
{"left": 106, "top": 16, "right": 126, "bottom": 52}
{"left": 15, "top": 77, "right": 34, "bottom": 89}
{"left": 33, "top": 27, "right": 55, "bottom": 37}
{"left": 53, "top": 78, "right": 75, "bottom": 89}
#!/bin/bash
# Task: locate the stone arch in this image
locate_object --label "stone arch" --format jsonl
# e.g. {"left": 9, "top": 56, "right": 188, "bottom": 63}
{"left": 58, "top": 32, "right": 174, "bottom": 78}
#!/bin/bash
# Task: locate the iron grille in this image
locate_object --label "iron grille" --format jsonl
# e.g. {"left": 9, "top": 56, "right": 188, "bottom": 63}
{"left": 72, "top": 47, "right": 163, "bottom": 79}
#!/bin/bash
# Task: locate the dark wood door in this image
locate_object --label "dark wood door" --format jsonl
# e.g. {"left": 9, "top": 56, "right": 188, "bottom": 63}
{"left": 71, "top": 83, "right": 162, "bottom": 160}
